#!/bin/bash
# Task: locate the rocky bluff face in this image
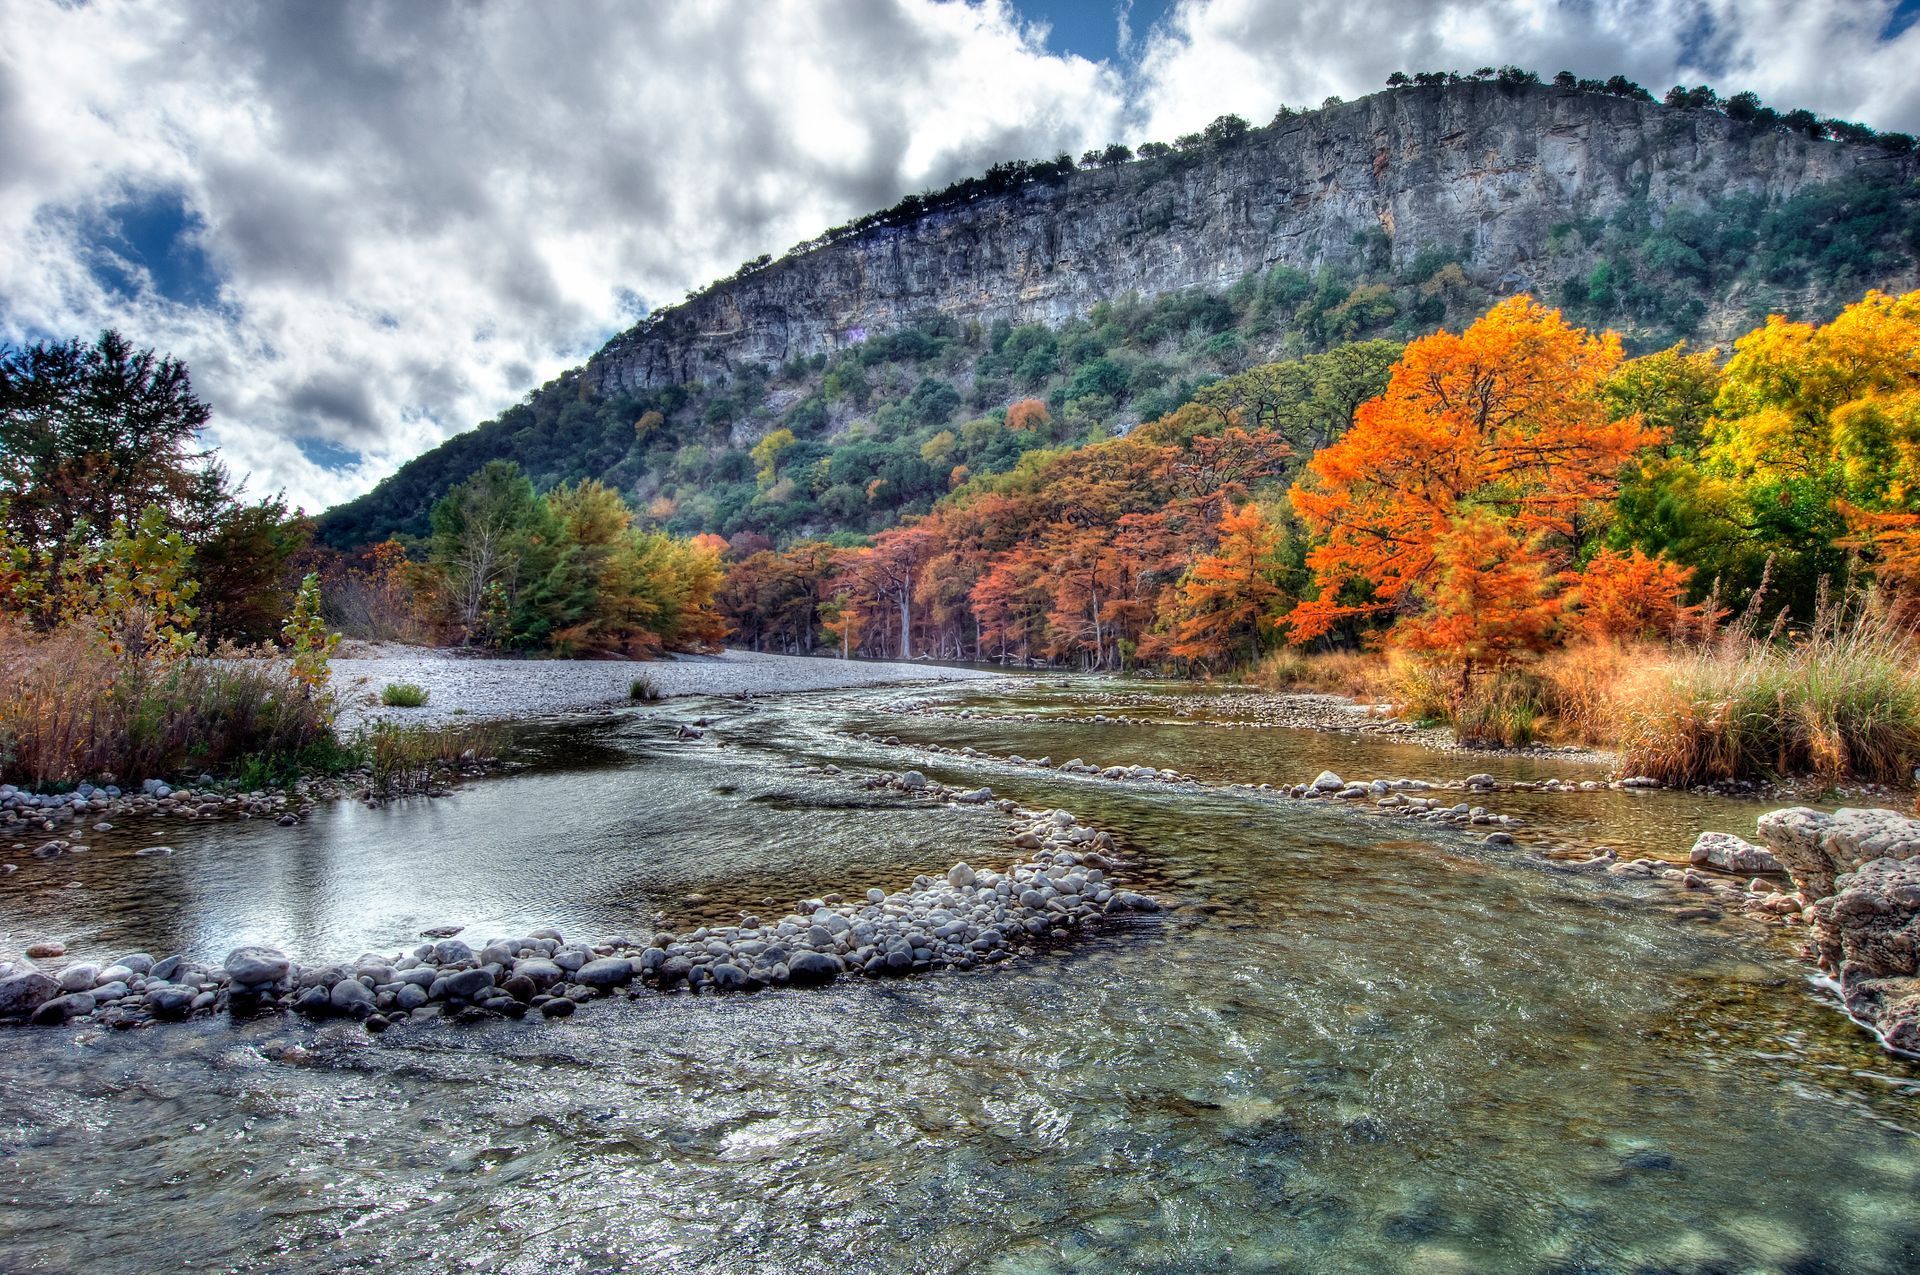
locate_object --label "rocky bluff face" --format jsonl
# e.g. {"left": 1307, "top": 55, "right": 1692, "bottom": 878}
{"left": 590, "top": 81, "right": 1917, "bottom": 395}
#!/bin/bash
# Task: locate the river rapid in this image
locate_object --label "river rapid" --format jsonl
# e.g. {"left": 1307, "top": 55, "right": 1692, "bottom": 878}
{"left": 1, "top": 676, "right": 1916, "bottom": 1273}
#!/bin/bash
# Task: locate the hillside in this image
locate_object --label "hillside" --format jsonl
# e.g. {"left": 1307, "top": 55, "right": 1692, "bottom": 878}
{"left": 318, "top": 78, "right": 1920, "bottom": 550}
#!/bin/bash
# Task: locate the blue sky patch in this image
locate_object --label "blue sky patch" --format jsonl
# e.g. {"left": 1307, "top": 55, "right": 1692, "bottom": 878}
{"left": 1017, "top": 0, "right": 1174, "bottom": 63}
{"left": 1887, "top": 0, "right": 1920, "bottom": 40}
{"left": 296, "top": 436, "right": 364, "bottom": 471}
{"left": 85, "top": 189, "right": 222, "bottom": 308}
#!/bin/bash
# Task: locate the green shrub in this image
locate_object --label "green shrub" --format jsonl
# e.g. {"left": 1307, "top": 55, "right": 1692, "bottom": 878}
{"left": 629, "top": 676, "right": 661, "bottom": 702}
{"left": 380, "top": 682, "right": 429, "bottom": 708}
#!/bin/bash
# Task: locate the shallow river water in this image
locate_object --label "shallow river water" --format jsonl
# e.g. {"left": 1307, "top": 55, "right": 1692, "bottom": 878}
{"left": 1, "top": 676, "right": 1917, "bottom": 1273}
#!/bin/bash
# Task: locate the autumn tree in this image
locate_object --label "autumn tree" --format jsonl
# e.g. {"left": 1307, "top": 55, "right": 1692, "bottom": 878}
{"left": 1393, "top": 510, "right": 1560, "bottom": 689}
{"left": 1159, "top": 503, "right": 1291, "bottom": 668}
{"left": 1697, "top": 289, "right": 1920, "bottom": 613}
{"left": 0, "top": 330, "right": 302, "bottom": 636}
{"left": 1286, "top": 296, "right": 1657, "bottom": 641}
{"left": 1567, "top": 547, "right": 1701, "bottom": 642}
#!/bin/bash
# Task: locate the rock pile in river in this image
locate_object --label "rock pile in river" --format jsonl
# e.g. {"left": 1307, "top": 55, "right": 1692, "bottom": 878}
{"left": 0, "top": 808, "right": 1159, "bottom": 1033}
{"left": 1755, "top": 805, "right": 1920, "bottom": 1056}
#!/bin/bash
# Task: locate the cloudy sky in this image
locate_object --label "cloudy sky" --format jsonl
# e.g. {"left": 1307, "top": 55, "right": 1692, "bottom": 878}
{"left": 3, "top": 0, "right": 1918, "bottom": 512}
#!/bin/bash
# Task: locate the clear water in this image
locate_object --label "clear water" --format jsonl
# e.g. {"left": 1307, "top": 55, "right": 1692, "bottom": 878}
{"left": 1, "top": 677, "right": 1916, "bottom": 1274}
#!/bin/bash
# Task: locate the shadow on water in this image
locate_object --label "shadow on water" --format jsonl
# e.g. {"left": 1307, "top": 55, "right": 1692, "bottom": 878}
{"left": 0, "top": 677, "right": 1916, "bottom": 1274}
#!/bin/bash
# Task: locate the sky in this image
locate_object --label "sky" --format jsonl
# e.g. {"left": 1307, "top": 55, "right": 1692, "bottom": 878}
{"left": 3, "top": 0, "right": 1918, "bottom": 514}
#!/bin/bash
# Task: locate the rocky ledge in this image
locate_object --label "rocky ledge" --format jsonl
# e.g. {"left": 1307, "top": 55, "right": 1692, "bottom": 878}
{"left": 1753, "top": 806, "right": 1920, "bottom": 1057}
{"left": 0, "top": 808, "right": 1158, "bottom": 1033}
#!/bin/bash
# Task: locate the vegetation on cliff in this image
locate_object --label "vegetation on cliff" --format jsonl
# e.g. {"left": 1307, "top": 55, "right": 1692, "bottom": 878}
{"left": 317, "top": 75, "right": 1920, "bottom": 557}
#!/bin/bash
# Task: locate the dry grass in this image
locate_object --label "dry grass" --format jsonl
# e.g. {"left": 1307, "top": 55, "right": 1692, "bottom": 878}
{"left": 0, "top": 621, "right": 334, "bottom": 787}
{"left": 1613, "top": 604, "right": 1920, "bottom": 786}
{"left": 1535, "top": 641, "right": 1651, "bottom": 746}
{"left": 1253, "top": 649, "right": 1391, "bottom": 700}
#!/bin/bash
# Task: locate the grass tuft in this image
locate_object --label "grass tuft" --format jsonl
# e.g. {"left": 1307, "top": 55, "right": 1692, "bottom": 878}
{"left": 380, "top": 682, "right": 430, "bottom": 708}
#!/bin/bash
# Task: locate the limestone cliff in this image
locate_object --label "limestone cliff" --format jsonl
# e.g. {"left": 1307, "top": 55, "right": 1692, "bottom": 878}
{"left": 587, "top": 81, "right": 1917, "bottom": 397}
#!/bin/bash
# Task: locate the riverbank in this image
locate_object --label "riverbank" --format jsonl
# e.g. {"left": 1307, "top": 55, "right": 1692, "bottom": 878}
{"left": 331, "top": 646, "right": 997, "bottom": 726}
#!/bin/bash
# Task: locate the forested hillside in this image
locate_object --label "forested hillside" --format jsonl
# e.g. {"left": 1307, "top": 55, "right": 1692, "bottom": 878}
{"left": 319, "top": 73, "right": 1920, "bottom": 554}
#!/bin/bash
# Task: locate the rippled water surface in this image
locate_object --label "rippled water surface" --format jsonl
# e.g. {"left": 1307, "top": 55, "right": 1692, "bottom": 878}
{"left": 2, "top": 676, "right": 1917, "bottom": 1274}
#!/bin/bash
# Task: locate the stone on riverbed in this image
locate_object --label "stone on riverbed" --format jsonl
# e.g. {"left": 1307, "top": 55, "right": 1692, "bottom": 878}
{"left": 30, "top": 992, "right": 95, "bottom": 1024}
{"left": 575, "top": 957, "right": 633, "bottom": 988}
{"left": 1311, "top": 771, "right": 1344, "bottom": 792}
{"left": 788, "top": 951, "right": 843, "bottom": 985}
{"left": 224, "top": 945, "right": 291, "bottom": 986}
{"left": 1688, "top": 832, "right": 1783, "bottom": 875}
{"left": 1808, "top": 855, "right": 1920, "bottom": 1054}
{"left": 444, "top": 968, "right": 494, "bottom": 999}
{"left": 947, "top": 863, "right": 977, "bottom": 888}
{"left": 0, "top": 972, "right": 58, "bottom": 1018}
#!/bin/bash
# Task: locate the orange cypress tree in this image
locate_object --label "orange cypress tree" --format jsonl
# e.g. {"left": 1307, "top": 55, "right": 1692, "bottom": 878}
{"left": 1287, "top": 296, "right": 1658, "bottom": 641}
{"left": 1568, "top": 547, "right": 1700, "bottom": 642}
{"left": 1163, "top": 503, "right": 1291, "bottom": 668}
{"left": 1394, "top": 510, "right": 1561, "bottom": 686}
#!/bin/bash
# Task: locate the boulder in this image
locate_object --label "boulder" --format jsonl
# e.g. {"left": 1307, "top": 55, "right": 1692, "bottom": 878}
{"left": 788, "top": 951, "right": 843, "bottom": 985}
{"left": 31, "top": 991, "right": 95, "bottom": 1024}
{"left": 1311, "top": 771, "right": 1343, "bottom": 792}
{"left": 145, "top": 984, "right": 198, "bottom": 1016}
{"left": 574, "top": 957, "right": 633, "bottom": 988}
{"left": 0, "top": 972, "right": 59, "bottom": 1018}
{"left": 224, "top": 945, "right": 291, "bottom": 986}
{"left": 330, "top": 979, "right": 376, "bottom": 1013}
{"left": 430, "top": 938, "right": 476, "bottom": 966}
{"left": 1757, "top": 806, "right": 1920, "bottom": 900}
{"left": 1758, "top": 806, "right": 1920, "bottom": 1057}
{"left": 1809, "top": 855, "right": 1920, "bottom": 1055}
{"left": 1688, "top": 831, "right": 1784, "bottom": 875}
{"left": 444, "top": 968, "right": 495, "bottom": 999}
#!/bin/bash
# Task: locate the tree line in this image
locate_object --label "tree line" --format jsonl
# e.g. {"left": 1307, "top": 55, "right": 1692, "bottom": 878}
{"left": 715, "top": 291, "right": 1920, "bottom": 681}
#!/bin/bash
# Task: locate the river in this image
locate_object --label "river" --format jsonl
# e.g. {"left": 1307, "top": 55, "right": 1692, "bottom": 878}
{"left": 1, "top": 676, "right": 1916, "bottom": 1273}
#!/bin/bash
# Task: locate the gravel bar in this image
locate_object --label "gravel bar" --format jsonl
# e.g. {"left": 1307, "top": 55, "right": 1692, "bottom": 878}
{"left": 333, "top": 648, "right": 995, "bottom": 726}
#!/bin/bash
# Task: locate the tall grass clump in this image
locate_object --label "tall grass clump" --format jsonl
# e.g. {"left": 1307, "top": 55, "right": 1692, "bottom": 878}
{"left": 629, "top": 675, "right": 661, "bottom": 702}
{"left": 1448, "top": 668, "right": 1546, "bottom": 748}
{"left": 360, "top": 719, "right": 503, "bottom": 798}
{"left": 1253, "top": 649, "right": 1389, "bottom": 700}
{"left": 0, "top": 621, "right": 333, "bottom": 787}
{"left": 1535, "top": 641, "right": 1648, "bottom": 746}
{"left": 1616, "top": 597, "right": 1920, "bottom": 786}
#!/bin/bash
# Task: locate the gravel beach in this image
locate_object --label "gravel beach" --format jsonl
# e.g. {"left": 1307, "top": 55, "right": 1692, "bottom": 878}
{"left": 332, "top": 647, "right": 996, "bottom": 726}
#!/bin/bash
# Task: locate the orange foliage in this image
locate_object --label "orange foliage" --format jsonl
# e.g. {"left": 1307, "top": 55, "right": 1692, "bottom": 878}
{"left": 1393, "top": 510, "right": 1561, "bottom": 676}
{"left": 1005, "top": 398, "right": 1051, "bottom": 433}
{"left": 1844, "top": 506, "right": 1920, "bottom": 626}
{"left": 1287, "top": 296, "right": 1658, "bottom": 641}
{"left": 1568, "top": 547, "right": 1700, "bottom": 642}
{"left": 1158, "top": 503, "right": 1290, "bottom": 668}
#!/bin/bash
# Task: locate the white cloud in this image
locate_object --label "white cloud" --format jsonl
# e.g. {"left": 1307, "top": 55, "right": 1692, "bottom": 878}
{"left": 0, "top": 0, "right": 1913, "bottom": 512}
{"left": 1126, "top": 0, "right": 1920, "bottom": 142}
